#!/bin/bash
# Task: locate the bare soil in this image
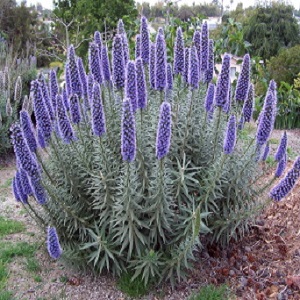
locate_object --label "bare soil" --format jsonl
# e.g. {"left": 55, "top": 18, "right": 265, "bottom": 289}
{"left": 0, "top": 128, "right": 299, "bottom": 300}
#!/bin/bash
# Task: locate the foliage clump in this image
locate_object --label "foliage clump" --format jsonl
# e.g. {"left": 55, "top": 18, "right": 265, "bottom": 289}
{"left": 11, "top": 17, "right": 300, "bottom": 286}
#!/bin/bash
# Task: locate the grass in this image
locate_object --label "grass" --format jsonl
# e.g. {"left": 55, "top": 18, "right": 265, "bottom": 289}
{"left": 268, "top": 138, "right": 279, "bottom": 145}
{"left": 0, "top": 291, "right": 13, "bottom": 300}
{"left": 0, "top": 178, "right": 12, "bottom": 190}
{"left": 0, "top": 216, "right": 25, "bottom": 237}
{"left": 117, "top": 272, "right": 151, "bottom": 298}
{"left": 189, "top": 284, "right": 231, "bottom": 300}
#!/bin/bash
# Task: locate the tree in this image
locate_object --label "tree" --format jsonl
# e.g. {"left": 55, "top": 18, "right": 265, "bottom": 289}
{"left": 243, "top": 2, "right": 300, "bottom": 61}
{"left": 267, "top": 45, "right": 300, "bottom": 86}
{"left": 53, "top": 0, "right": 138, "bottom": 56}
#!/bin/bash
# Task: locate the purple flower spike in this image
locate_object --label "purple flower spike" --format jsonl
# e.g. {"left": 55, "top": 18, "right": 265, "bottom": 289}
{"left": 47, "top": 227, "right": 62, "bottom": 259}
{"left": 205, "top": 83, "right": 215, "bottom": 113}
{"left": 174, "top": 27, "right": 185, "bottom": 75}
{"left": 243, "top": 83, "right": 254, "bottom": 123}
{"left": 38, "top": 74, "right": 54, "bottom": 120}
{"left": 121, "top": 99, "right": 136, "bottom": 162}
{"left": 256, "top": 89, "right": 276, "bottom": 147}
{"left": 214, "top": 54, "right": 231, "bottom": 108}
{"left": 261, "top": 142, "right": 270, "bottom": 161}
{"left": 193, "top": 31, "right": 201, "bottom": 74}
{"left": 156, "top": 102, "right": 172, "bottom": 160}
{"left": 20, "top": 168, "right": 33, "bottom": 196}
{"left": 237, "top": 115, "right": 245, "bottom": 130}
{"left": 155, "top": 32, "right": 167, "bottom": 91}
{"left": 89, "top": 42, "right": 103, "bottom": 85}
{"left": 270, "top": 156, "right": 300, "bottom": 201}
{"left": 56, "top": 94, "right": 76, "bottom": 143}
{"left": 37, "top": 126, "right": 47, "bottom": 149}
{"left": 235, "top": 54, "right": 250, "bottom": 102}
{"left": 275, "top": 131, "right": 287, "bottom": 162}
{"left": 275, "top": 153, "right": 287, "bottom": 178}
{"left": 200, "top": 22, "right": 209, "bottom": 82}
{"left": 122, "top": 33, "right": 130, "bottom": 67}
{"left": 167, "top": 63, "right": 173, "bottom": 91}
{"left": 77, "top": 57, "right": 88, "bottom": 101}
{"left": 11, "top": 123, "right": 39, "bottom": 178}
{"left": 15, "top": 171, "right": 28, "bottom": 204}
{"left": 223, "top": 82, "right": 232, "bottom": 114}
{"left": 49, "top": 70, "right": 59, "bottom": 113}
{"left": 87, "top": 73, "right": 94, "bottom": 104}
{"left": 20, "top": 110, "right": 37, "bottom": 153}
{"left": 92, "top": 82, "right": 106, "bottom": 137}
{"left": 101, "top": 45, "right": 111, "bottom": 83}
{"left": 67, "top": 45, "right": 82, "bottom": 98}
{"left": 31, "top": 80, "right": 52, "bottom": 142}
{"left": 135, "top": 34, "right": 141, "bottom": 59}
{"left": 117, "top": 19, "right": 125, "bottom": 34}
{"left": 62, "top": 88, "right": 69, "bottom": 111}
{"left": 30, "top": 175, "right": 47, "bottom": 205}
{"left": 12, "top": 176, "right": 21, "bottom": 202}
{"left": 184, "top": 47, "right": 190, "bottom": 83}
{"left": 223, "top": 114, "right": 236, "bottom": 155}
{"left": 65, "top": 64, "right": 72, "bottom": 97}
{"left": 189, "top": 46, "right": 199, "bottom": 89}
{"left": 94, "top": 31, "right": 102, "bottom": 49}
{"left": 149, "top": 42, "right": 156, "bottom": 89}
{"left": 140, "top": 16, "right": 150, "bottom": 65}
{"left": 112, "top": 35, "right": 125, "bottom": 90}
{"left": 206, "top": 39, "right": 214, "bottom": 82}
{"left": 69, "top": 94, "right": 81, "bottom": 124}
{"left": 125, "top": 61, "right": 137, "bottom": 112}
{"left": 136, "top": 58, "right": 147, "bottom": 109}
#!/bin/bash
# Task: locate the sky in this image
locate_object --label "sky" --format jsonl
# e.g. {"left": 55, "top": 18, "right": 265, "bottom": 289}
{"left": 18, "top": 0, "right": 300, "bottom": 11}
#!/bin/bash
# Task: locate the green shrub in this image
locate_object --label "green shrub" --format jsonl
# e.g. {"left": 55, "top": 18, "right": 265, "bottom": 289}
{"left": 14, "top": 18, "right": 299, "bottom": 287}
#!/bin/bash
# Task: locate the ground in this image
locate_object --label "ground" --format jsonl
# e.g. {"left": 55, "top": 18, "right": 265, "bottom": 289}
{"left": 0, "top": 129, "right": 299, "bottom": 300}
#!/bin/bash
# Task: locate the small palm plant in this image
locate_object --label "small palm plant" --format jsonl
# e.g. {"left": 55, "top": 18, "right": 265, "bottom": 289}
{"left": 11, "top": 17, "right": 300, "bottom": 286}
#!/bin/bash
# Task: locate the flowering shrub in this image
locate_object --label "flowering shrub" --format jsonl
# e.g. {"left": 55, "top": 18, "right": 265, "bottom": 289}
{"left": 11, "top": 17, "right": 300, "bottom": 286}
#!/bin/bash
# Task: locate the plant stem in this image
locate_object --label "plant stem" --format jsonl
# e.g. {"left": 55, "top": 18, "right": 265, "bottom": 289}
{"left": 212, "top": 106, "right": 222, "bottom": 161}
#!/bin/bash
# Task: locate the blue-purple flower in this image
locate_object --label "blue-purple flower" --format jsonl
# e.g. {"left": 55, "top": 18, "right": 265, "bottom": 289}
{"left": 37, "top": 126, "right": 46, "bottom": 149}
{"left": 149, "top": 42, "right": 156, "bottom": 89}
{"left": 112, "top": 35, "right": 125, "bottom": 89}
{"left": 20, "top": 168, "right": 33, "bottom": 197}
{"left": 140, "top": 16, "right": 150, "bottom": 65}
{"left": 136, "top": 58, "right": 147, "bottom": 109}
{"left": 243, "top": 83, "right": 254, "bottom": 123}
{"left": 31, "top": 80, "right": 52, "bottom": 141}
{"left": 62, "top": 88, "right": 69, "bottom": 111}
{"left": 56, "top": 94, "right": 76, "bottom": 143}
{"left": 121, "top": 99, "right": 136, "bottom": 162}
{"left": 11, "top": 123, "right": 39, "bottom": 178}
{"left": 69, "top": 94, "right": 81, "bottom": 124}
{"left": 49, "top": 70, "right": 59, "bottom": 113}
{"left": 94, "top": 31, "right": 102, "bottom": 49}
{"left": 89, "top": 42, "right": 103, "bottom": 85}
{"left": 65, "top": 64, "right": 72, "bottom": 97}
{"left": 200, "top": 22, "right": 209, "bottom": 82}
{"left": 256, "top": 89, "right": 276, "bottom": 147}
{"left": 101, "top": 45, "right": 111, "bottom": 83}
{"left": 47, "top": 227, "right": 62, "bottom": 259}
{"left": 174, "top": 27, "right": 185, "bottom": 75}
{"left": 92, "top": 82, "right": 106, "bottom": 137}
{"left": 77, "top": 57, "right": 88, "bottom": 103}
{"left": 125, "top": 61, "right": 137, "bottom": 112}
{"left": 223, "top": 114, "right": 236, "bottom": 155}
{"left": 156, "top": 102, "right": 172, "bottom": 159}
{"left": 235, "top": 53, "right": 251, "bottom": 102}
{"left": 269, "top": 156, "right": 300, "bottom": 201}
{"left": 30, "top": 175, "right": 47, "bottom": 205}
{"left": 261, "top": 142, "right": 270, "bottom": 161}
{"left": 135, "top": 34, "right": 141, "bottom": 59}
{"left": 188, "top": 46, "right": 199, "bottom": 89}
{"left": 205, "top": 83, "right": 215, "bottom": 113}
{"left": 20, "top": 110, "right": 37, "bottom": 153}
{"left": 184, "top": 47, "right": 190, "bottom": 84}
{"left": 155, "top": 32, "right": 167, "bottom": 91}
{"left": 275, "top": 131, "right": 287, "bottom": 162}
{"left": 67, "top": 45, "right": 82, "bottom": 98}
{"left": 275, "top": 152, "right": 287, "bottom": 178}
{"left": 12, "top": 176, "right": 21, "bottom": 202}
{"left": 38, "top": 73, "right": 54, "bottom": 120}
{"left": 206, "top": 39, "right": 214, "bottom": 83}
{"left": 214, "top": 54, "right": 231, "bottom": 108}
{"left": 15, "top": 170, "right": 28, "bottom": 204}
{"left": 166, "top": 63, "right": 173, "bottom": 91}
{"left": 122, "top": 33, "right": 130, "bottom": 67}
{"left": 117, "top": 19, "right": 125, "bottom": 34}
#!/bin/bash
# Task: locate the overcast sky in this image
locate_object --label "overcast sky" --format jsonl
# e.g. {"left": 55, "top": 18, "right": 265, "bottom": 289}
{"left": 18, "top": 0, "right": 300, "bottom": 11}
